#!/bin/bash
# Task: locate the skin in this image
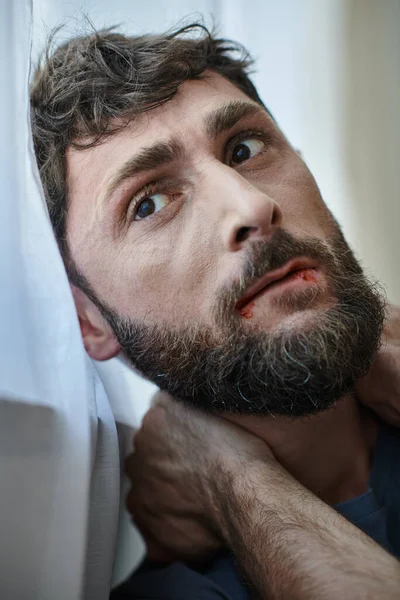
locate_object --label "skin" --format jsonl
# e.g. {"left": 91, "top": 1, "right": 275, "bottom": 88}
{"left": 65, "top": 71, "right": 400, "bottom": 597}
{"left": 68, "top": 71, "right": 340, "bottom": 348}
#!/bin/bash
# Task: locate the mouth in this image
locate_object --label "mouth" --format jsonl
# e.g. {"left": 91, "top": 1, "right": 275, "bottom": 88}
{"left": 236, "top": 257, "right": 320, "bottom": 313}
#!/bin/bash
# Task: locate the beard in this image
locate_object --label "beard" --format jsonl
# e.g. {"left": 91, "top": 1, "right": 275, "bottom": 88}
{"left": 96, "top": 227, "right": 386, "bottom": 417}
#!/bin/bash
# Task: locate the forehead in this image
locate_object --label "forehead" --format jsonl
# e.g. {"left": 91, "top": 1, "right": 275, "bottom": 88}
{"left": 66, "top": 72, "right": 257, "bottom": 200}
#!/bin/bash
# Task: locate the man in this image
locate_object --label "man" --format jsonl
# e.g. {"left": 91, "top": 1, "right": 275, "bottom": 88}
{"left": 30, "top": 24, "right": 400, "bottom": 598}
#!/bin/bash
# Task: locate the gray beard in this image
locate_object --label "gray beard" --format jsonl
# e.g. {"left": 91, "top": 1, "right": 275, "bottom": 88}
{"left": 96, "top": 228, "right": 386, "bottom": 417}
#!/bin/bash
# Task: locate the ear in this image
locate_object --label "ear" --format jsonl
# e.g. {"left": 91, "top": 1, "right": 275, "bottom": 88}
{"left": 71, "top": 285, "right": 120, "bottom": 361}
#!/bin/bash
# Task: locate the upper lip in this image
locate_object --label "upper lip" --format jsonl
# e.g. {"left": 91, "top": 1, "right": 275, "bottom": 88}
{"left": 236, "top": 257, "right": 318, "bottom": 310}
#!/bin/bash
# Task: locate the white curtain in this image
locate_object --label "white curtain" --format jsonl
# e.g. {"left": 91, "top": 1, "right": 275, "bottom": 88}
{"left": 0, "top": 1, "right": 91, "bottom": 598}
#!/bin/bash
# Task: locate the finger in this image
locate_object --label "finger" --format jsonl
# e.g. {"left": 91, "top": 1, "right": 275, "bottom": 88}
{"left": 130, "top": 511, "right": 177, "bottom": 563}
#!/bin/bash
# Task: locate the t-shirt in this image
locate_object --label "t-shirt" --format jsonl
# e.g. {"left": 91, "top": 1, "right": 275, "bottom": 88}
{"left": 111, "top": 423, "right": 400, "bottom": 600}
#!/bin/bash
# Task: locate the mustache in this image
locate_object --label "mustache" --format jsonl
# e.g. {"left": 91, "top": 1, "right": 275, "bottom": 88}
{"left": 216, "top": 228, "right": 359, "bottom": 314}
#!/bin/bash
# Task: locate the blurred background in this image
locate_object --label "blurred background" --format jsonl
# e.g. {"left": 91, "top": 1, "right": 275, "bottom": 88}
{"left": 32, "top": 0, "right": 400, "bottom": 303}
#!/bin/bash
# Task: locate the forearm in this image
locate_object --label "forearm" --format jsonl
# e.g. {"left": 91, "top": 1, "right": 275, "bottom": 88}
{"left": 217, "top": 460, "right": 400, "bottom": 600}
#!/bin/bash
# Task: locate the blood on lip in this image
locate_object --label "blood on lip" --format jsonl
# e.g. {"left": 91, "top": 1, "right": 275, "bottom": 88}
{"left": 239, "top": 301, "right": 255, "bottom": 319}
{"left": 238, "top": 268, "right": 318, "bottom": 318}
{"left": 293, "top": 268, "right": 317, "bottom": 283}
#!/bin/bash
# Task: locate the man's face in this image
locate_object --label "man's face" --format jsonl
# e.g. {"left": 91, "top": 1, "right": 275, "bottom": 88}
{"left": 67, "top": 72, "right": 384, "bottom": 416}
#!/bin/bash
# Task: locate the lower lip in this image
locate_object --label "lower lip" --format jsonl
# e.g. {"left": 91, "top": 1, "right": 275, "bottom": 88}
{"left": 239, "top": 268, "right": 319, "bottom": 319}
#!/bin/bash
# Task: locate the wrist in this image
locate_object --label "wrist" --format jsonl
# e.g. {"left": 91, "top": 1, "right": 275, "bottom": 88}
{"left": 209, "top": 453, "right": 284, "bottom": 543}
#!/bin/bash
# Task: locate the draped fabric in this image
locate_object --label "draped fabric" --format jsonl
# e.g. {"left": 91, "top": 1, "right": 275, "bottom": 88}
{"left": 0, "top": 1, "right": 92, "bottom": 597}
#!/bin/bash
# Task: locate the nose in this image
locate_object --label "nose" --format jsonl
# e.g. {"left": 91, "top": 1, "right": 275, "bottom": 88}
{"left": 206, "top": 163, "right": 283, "bottom": 252}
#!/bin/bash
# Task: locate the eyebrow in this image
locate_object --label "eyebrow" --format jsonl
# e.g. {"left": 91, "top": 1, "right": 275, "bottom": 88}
{"left": 204, "top": 100, "right": 265, "bottom": 138}
{"left": 104, "top": 139, "right": 183, "bottom": 203}
{"left": 103, "top": 100, "right": 266, "bottom": 204}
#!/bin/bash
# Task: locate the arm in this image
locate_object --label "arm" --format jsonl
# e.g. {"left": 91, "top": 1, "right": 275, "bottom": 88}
{"left": 126, "top": 396, "right": 400, "bottom": 600}
{"left": 217, "top": 454, "right": 400, "bottom": 599}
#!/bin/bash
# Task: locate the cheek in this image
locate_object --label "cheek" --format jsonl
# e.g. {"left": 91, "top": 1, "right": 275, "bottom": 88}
{"left": 273, "top": 164, "right": 335, "bottom": 237}
{"left": 94, "top": 228, "right": 215, "bottom": 326}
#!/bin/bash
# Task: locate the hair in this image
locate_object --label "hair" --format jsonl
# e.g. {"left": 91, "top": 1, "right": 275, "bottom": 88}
{"left": 30, "top": 22, "right": 264, "bottom": 285}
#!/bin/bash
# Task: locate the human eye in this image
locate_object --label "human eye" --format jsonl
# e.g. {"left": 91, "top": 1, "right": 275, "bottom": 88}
{"left": 228, "top": 133, "right": 267, "bottom": 166}
{"left": 133, "top": 190, "right": 170, "bottom": 221}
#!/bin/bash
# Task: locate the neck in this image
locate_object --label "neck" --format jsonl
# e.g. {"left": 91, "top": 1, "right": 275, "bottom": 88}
{"left": 227, "top": 395, "right": 379, "bottom": 505}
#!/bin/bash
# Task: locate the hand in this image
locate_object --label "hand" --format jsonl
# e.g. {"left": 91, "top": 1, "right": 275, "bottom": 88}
{"left": 357, "top": 305, "right": 400, "bottom": 426}
{"left": 125, "top": 391, "right": 274, "bottom": 562}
